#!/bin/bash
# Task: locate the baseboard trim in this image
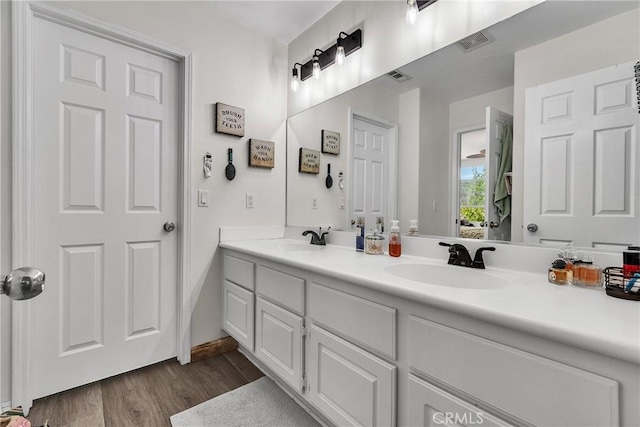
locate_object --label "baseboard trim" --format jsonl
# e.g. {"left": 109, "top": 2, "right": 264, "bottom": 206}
{"left": 1, "top": 401, "right": 13, "bottom": 413}
{"left": 191, "top": 336, "right": 238, "bottom": 362}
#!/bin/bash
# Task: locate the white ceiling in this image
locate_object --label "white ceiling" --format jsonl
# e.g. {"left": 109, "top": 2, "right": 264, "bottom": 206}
{"left": 207, "top": 1, "right": 340, "bottom": 44}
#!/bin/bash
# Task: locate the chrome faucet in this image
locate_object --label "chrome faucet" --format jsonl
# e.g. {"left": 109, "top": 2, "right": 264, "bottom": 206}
{"left": 302, "top": 227, "right": 330, "bottom": 246}
{"left": 439, "top": 242, "right": 495, "bottom": 269}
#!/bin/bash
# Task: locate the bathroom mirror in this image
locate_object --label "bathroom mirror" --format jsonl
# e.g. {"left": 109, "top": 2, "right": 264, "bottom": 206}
{"left": 286, "top": 0, "right": 640, "bottom": 249}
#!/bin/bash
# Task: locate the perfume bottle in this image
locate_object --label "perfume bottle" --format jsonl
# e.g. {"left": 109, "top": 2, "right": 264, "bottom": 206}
{"left": 548, "top": 259, "right": 573, "bottom": 285}
{"left": 573, "top": 255, "right": 602, "bottom": 288}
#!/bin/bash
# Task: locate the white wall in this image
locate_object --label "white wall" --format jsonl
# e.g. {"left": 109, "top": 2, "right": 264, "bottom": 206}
{"left": 449, "top": 86, "right": 514, "bottom": 132}
{"left": 287, "top": 0, "right": 542, "bottom": 116}
{"left": 0, "top": 0, "right": 287, "bottom": 402}
{"left": 287, "top": 82, "right": 400, "bottom": 230}
{"left": 418, "top": 90, "right": 449, "bottom": 236}
{"left": 397, "top": 89, "right": 421, "bottom": 233}
{"left": 511, "top": 8, "right": 640, "bottom": 241}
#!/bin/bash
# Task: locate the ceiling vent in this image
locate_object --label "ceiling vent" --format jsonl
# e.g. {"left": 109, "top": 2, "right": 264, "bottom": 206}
{"left": 386, "top": 69, "right": 412, "bottom": 83}
{"left": 457, "top": 31, "right": 492, "bottom": 53}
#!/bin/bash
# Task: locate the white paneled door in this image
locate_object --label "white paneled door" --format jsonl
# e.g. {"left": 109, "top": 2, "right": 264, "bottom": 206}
{"left": 524, "top": 62, "right": 639, "bottom": 248}
{"left": 351, "top": 117, "right": 392, "bottom": 231}
{"left": 31, "top": 17, "right": 179, "bottom": 398}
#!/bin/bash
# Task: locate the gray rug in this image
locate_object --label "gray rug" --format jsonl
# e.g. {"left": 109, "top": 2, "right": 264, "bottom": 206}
{"left": 170, "top": 377, "right": 321, "bottom": 427}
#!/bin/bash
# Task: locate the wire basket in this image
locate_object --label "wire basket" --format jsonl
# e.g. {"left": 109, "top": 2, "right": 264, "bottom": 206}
{"left": 604, "top": 267, "right": 640, "bottom": 301}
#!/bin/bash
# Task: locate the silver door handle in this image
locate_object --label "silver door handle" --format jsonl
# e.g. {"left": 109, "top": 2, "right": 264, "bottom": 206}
{"left": 1, "top": 267, "right": 45, "bottom": 300}
{"left": 163, "top": 222, "right": 176, "bottom": 232}
{"left": 489, "top": 221, "right": 500, "bottom": 228}
{"left": 527, "top": 223, "right": 538, "bottom": 232}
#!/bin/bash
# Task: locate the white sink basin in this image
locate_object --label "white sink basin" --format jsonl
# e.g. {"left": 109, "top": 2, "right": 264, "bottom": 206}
{"left": 384, "top": 264, "right": 509, "bottom": 289}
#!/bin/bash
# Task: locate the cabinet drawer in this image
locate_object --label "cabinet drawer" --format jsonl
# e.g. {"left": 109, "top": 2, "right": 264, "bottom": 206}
{"left": 255, "top": 297, "right": 304, "bottom": 392}
{"left": 409, "top": 316, "right": 619, "bottom": 427}
{"left": 223, "top": 280, "right": 254, "bottom": 351}
{"left": 308, "top": 324, "right": 396, "bottom": 427}
{"left": 224, "top": 254, "right": 255, "bottom": 291}
{"left": 408, "top": 374, "right": 514, "bottom": 427}
{"left": 309, "top": 282, "right": 396, "bottom": 359}
{"left": 256, "top": 265, "right": 304, "bottom": 315}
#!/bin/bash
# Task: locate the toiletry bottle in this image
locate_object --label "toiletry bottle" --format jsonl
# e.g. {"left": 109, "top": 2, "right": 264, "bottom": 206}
{"left": 355, "top": 217, "right": 365, "bottom": 252}
{"left": 573, "top": 255, "right": 602, "bottom": 288}
{"left": 623, "top": 246, "right": 640, "bottom": 278}
{"left": 408, "top": 220, "right": 419, "bottom": 236}
{"left": 548, "top": 259, "right": 573, "bottom": 285}
{"left": 365, "top": 229, "right": 385, "bottom": 255}
{"left": 389, "top": 220, "right": 401, "bottom": 257}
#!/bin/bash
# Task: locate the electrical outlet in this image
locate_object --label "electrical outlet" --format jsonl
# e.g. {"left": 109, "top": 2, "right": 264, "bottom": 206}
{"left": 246, "top": 193, "right": 255, "bottom": 209}
{"left": 311, "top": 198, "right": 318, "bottom": 210}
{"left": 432, "top": 201, "right": 438, "bottom": 212}
{"left": 198, "top": 190, "right": 209, "bottom": 207}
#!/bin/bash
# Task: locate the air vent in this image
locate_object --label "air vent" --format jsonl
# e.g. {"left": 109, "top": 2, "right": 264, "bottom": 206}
{"left": 457, "top": 31, "right": 492, "bottom": 53}
{"left": 386, "top": 69, "right": 412, "bottom": 83}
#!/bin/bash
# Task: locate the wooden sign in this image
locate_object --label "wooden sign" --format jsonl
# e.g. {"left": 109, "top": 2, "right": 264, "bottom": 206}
{"left": 299, "top": 148, "right": 320, "bottom": 174}
{"left": 215, "top": 102, "right": 245, "bottom": 137}
{"left": 321, "top": 130, "right": 340, "bottom": 155}
{"left": 248, "top": 139, "right": 274, "bottom": 168}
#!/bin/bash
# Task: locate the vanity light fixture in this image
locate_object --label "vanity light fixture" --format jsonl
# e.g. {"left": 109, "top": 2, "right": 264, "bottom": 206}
{"left": 406, "top": 0, "right": 438, "bottom": 25}
{"left": 406, "top": 0, "right": 418, "bottom": 25}
{"left": 312, "top": 49, "right": 323, "bottom": 80}
{"left": 290, "top": 63, "right": 302, "bottom": 92}
{"left": 295, "top": 29, "right": 363, "bottom": 84}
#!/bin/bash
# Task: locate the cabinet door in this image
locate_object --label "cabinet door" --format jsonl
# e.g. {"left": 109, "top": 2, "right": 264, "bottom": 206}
{"left": 223, "top": 280, "right": 254, "bottom": 351}
{"left": 308, "top": 324, "right": 396, "bottom": 427}
{"left": 408, "top": 375, "right": 514, "bottom": 427}
{"left": 255, "top": 297, "right": 304, "bottom": 392}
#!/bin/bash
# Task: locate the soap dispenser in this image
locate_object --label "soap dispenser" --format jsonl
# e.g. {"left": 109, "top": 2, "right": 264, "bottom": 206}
{"left": 389, "top": 220, "right": 401, "bottom": 257}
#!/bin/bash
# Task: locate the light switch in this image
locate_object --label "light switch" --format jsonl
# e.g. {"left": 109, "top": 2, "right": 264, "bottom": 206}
{"left": 339, "top": 197, "right": 345, "bottom": 209}
{"left": 246, "top": 193, "right": 255, "bottom": 209}
{"left": 198, "top": 190, "right": 209, "bottom": 207}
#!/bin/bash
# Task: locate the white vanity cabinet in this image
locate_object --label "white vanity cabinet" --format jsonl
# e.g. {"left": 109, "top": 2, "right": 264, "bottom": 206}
{"left": 222, "top": 254, "right": 255, "bottom": 350}
{"left": 221, "top": 247, "right": 638, "bottom": 427}
{"left": 307, "top": 281, "right": 398, "bottom": 427}
{"left": 255, "top": 264, "right": 306, "bottom": 393}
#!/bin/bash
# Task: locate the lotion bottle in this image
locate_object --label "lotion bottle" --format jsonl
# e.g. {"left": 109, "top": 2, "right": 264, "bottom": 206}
{"left": 389, "top": 220, "right": 401, "bottom": 257}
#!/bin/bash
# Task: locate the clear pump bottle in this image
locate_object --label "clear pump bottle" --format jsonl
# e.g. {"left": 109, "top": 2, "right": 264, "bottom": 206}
{"left": 389, "top": 220, "right": 401, "bottom": 257}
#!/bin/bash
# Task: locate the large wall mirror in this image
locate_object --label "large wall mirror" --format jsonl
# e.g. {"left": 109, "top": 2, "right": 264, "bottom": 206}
{"left": 287, "top": 1, "right": 640, "bottom": 250}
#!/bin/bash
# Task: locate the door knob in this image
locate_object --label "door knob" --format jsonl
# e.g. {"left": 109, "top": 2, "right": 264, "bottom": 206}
{"left": 1, "top": 267, "right": 45, "bottom": 300}
{"left": 527, "top": 223, "right": 538, "bottom": 232}
{"left": 163, "top": 222, "right": 176, "bottom": 232}
{"left": 489, "top": 221, "right": 500, "bottom": 228}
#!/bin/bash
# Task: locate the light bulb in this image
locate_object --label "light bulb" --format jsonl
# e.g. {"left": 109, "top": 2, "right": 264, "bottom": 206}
{"left": 290, "top": 67, "right": 300, "bottom": 92}
{"left": 336, "top": 45, "right": 345, "bottom": 66}
{"left": 406, "top": 0, "right": 418, "bottom": 25}
{"left": 312, "top": 56, "right": 321, "bottom": 80}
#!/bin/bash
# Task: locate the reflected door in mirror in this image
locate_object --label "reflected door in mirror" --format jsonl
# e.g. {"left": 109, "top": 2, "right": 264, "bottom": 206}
{"left": 524, "top": 62, "right": 639, "bottom": 249}
{"left": 351, "top": 117, "right": 392, "bottom": 231}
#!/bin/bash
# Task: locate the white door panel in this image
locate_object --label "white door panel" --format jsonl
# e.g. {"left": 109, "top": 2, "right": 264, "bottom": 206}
{"left": 32, "top": 17, "right": 179, "bottom": 398}
{"left": 351, "top": 118, "right": 391, "bottom": 231}
{"left": 524, "top": 62, "right": 639, "bottom": 248}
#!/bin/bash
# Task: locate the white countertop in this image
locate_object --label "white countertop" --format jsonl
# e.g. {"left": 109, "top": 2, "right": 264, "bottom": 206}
{"left": 220, "top": 238, "right": 640, "bottom": 364}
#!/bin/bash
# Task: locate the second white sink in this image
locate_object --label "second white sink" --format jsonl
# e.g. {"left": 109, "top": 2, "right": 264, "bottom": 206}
{"left": 384, "top": 263, "right": 509, "bottom": 290}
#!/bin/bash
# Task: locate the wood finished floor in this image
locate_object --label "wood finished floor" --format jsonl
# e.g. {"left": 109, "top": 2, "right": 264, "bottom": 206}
{"left": 26, "top": 349, "right": 264, "bottom": 427}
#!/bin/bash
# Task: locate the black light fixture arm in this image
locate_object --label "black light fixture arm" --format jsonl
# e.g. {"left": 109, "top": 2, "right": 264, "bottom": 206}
{"left": 299, "top": 29, "right": 363, "bottom": 81}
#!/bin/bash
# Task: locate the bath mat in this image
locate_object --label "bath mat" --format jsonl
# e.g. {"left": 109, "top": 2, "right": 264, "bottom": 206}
{"left": 170, "top": 377, "right": 321, "bottom": 427}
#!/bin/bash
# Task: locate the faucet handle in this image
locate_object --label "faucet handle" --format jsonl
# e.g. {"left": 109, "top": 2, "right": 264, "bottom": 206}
{"left": 472, "top": 247, "right": 496, "bottom": 269}
{"left": 439, "top": 242, "right": 458, "bottom": 265}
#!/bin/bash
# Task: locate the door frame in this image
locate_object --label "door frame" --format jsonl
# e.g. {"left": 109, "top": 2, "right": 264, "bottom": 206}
{"left": 346, "top": 108, "right": 398, "bottom": 230}
{"left": 12, "top": 1, "right": 193, "bottom": 409}
{"left": 449, "top": 123, "right": 485, "bottom": 237}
